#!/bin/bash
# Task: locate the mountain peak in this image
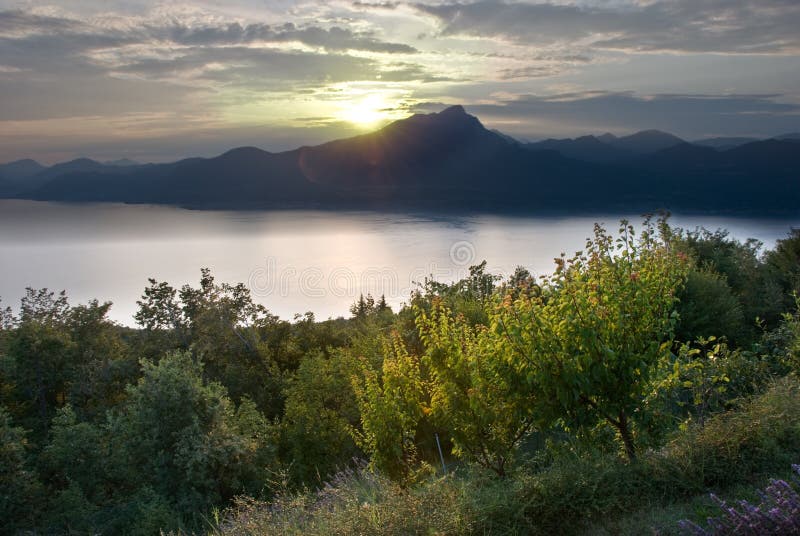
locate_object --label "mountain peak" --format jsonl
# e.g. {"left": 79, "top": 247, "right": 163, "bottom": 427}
{"left": 439, "top": 104, "right": 467, "bottom": 116}
{"left": 610, "top": 129, "right": 684, "bottom": 154}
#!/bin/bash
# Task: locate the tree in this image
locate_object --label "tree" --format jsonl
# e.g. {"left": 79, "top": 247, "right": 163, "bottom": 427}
{"left": 416, "top": 300, "right": 537, "bottom": 476}
{"left": 107, "top": 352, "right": 275, "bottom": 522}
{"left": 4, "top": 289, "right": 73, "bottom": 434}
{"left": 135, "top": 269, "right": 285, "bottom": 416}
{"left": 681, "top": 228, "right": 785, "bottom": 336}
{"left": 0, "top": 406, "right": 42, "bottom": 530}
{"left": 493, "top": 218, "right": 689, "bottom": 461}
{"left": 280, "top": 349, "right": 362, "bottom": 484}
{"left": 351, "top": 334, "right": 427, "bottom": 480}
{"left": 675, "top": 268, "right": 745, "bottom": 345}
{"left": 765, "top": 228, "right": 800, "bottom": 311}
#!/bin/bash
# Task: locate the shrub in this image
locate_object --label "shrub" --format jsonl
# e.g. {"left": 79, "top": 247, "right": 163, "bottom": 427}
{"left": 212, "top": 463, "right": 474, "bottom": 536}
{"left": 664, "top": 376, "right": 800, "bottom": 489}
{"left": 678, "top": 464, "right": 800, "bottom": 535}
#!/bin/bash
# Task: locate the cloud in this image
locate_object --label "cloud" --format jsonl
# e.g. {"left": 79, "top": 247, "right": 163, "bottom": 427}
{"left": 0, "top": 9, "right": 417, "bottom": 55}
{"left": 415, "top": 0, "right": 800, "bottom": 54}
{"left": 1, "top": 2, "right": 798, "bottom": 161}
{"left": 112, "top": 47, "right": 382, "bottom": 85}
{"left": 0, "top": 7, "right": 441, "bottom": 123}
{"left": 453, "top": 91, "right": 800, "bottom": 139}
{"left": 352, "top": 1, "right": 401, "bottom": 10}
{"left": 151, "top": 20, "right": 418, "bottom": 53}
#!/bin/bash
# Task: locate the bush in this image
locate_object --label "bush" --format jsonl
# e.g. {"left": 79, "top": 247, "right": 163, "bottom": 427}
{"left": 678, "top": 464, "right": 800, "bottom": 535}
{"left": 213, "top": 463, "right": 474, "bottom": 536}
{"left": 676, "top": 269, "right": 745, "bottom": 345}
{"left": 665, "top": 376, "right": 800, "bottom": 489}
{"left": 213, "top": 377, "right": 800, "bottom": 535}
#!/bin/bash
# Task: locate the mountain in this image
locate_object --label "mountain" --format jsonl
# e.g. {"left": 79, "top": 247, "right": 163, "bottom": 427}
{"left": 526, "top": 135, "right": 634, "bottom": 163}
{"left": 104, "top": 158, "right": 141, "bottom": 166}
{"left": 642, "top": 142, "right": 721, "bottom": 168}
{"left": 605, "top": 129, "right": 685, "bottom": 154}
{"left": 0, "top": 159, "right": 47, "bottom": 181}
{"left": 775, "top": 133, "right": 800, "bottom": 142}
{"left": 0, "top": 159, "right": 48, "bottom": 195}
{"left": 692, "top": 137, "right": 760, "bottom": 151}
{"left": 36, "top": 158, "right": 110, "bottom": 179}
{"left": 490, "top": 129, "right": 522, "bottom": 145}
{"left": 525, "top": 129, "right": 685, "bottom": 162}
{"left": 597, "top": 133, "right": 618, "bottom": 144}
{"left": 3, "top": 106, "right": 799, "bottom": 215}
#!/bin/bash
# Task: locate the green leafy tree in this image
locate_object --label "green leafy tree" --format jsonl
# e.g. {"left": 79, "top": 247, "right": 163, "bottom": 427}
{"left": 0, "top": 406, "right": 43, "bottom": 531}
{"left": 417, "top": 261, "right": 501, "bottom": 326}
{"left": 351, "top": 334, "right": 427, "bottom": 480}
{"left": 3, "top": 289, "right": 73, "bottom": 433}
{"left": 136, "top": 269, "right": 285, "bottom": 416}
{"left": 280, "top": 349, "right": 362, "bottom": 485}
{"left": 765, "top": 228, "right": 800, "bottom": 311}
{"left": 681, "top": 228, "right": 785, "bottom": 336}
{"left": 675, "top": 268, "right": 745, "bottom": 345}
{"left": 493, "top": 218, "right": 689, "bottom": 460}
{"left": 64, "top": 301, "right": 136, "bottom": 421}
{"left": 416, "top": 300, "right": 537, "bottom": 476}
{"left": 107, "top": 351, "right": 275, "bottom": 523}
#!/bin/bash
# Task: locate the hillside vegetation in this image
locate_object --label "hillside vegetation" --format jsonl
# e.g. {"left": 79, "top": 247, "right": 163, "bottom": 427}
{"left": 1, "top": 216, "right": 800, "bottom": 535}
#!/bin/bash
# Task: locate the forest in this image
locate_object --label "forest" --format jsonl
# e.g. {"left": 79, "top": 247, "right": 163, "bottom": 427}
{"left": 2, "top": 216, "right": 800, "bottom": 535}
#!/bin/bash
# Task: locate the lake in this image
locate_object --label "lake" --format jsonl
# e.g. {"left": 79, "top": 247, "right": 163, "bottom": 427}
{"left": 0, "top": 199, "right": 796, "bottom": 325}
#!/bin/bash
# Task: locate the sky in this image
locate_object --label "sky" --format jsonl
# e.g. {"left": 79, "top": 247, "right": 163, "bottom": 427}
{"left": 1, "top": 0, "right": 799, "bottom": 163}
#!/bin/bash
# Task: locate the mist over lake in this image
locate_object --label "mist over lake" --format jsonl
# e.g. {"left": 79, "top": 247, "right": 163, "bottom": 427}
{"left": 1, "top": 199, "right": 795, "bottom": 325}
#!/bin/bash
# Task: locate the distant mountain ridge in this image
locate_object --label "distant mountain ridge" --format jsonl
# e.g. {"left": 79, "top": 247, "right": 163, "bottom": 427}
{"left": 1, "top": 106, "right": 798, "bottom": 215}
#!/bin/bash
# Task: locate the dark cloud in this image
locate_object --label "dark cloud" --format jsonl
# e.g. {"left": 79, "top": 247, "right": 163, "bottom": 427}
{"left": 0, "top": 9, "right": 417, "bottom": 58}
{"left": 416, "top": 0, "right": 800, "bottom": 54}
{"left": 0, "top": 10, "right": 80, "bottom": 34}
{"left": 114, "top": 46, "right": 389, "bottom": 87}
{"left": 0, "top": 8, "right": 438, "bottom": 122}
{"left": 352, "top": 1, "right": 401, "bottom": 10}
{"left": 457, "top": 92, "right": 800, "bottom": 139}
{"left": 153, "top": 21, "right": 417, "bottom": 53}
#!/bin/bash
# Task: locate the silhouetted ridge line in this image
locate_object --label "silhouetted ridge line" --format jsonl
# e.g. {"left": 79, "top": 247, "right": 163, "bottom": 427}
{"left": 1, "top": 107, "right": 797, "bottom": 215}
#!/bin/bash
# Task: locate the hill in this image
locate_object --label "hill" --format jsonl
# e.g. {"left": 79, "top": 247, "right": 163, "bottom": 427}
{"left": 2, "top": 106, "right": 798, "bottom": 215}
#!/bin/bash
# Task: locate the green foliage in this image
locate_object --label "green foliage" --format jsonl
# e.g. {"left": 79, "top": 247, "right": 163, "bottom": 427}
{"left": 675, "top": 269, "right": 745, "bottom": 345}
{"left": 108, "top": 351, "right": 275, "bottom": 521}
{"left": 136, "top": 269, "right": 286, "bottom": 416}
{"left": 1, "top": 291, "right": 134, "bottom": 434}
{"left": 680, "top": 228, "right": 785, "bottom": 338}
{"left": 493, "top": 217, "right": 689, "bottom": 460}
{"left": 652, "top": 337, "right": 785, "bottom": 436}
{"left": 772, "top": 302, "right": 800, "bottom": 373}
{"left": 352, "top": 334, "right": 428, "bottom": 481}
{"left": 2, "top": 220, "right": 800, "bottom": 534}
{"left": 280, "top": 349, "right": 362, "bottom": 485}
{"left": 42, "top": 405, "right": 105, "bottom": 500}
{"left": 3, "top": 288, "right": 74, "bottom": 434}
{"left": 666, "top": 376, "right": 800, "bottom": 488}
{"left": 217, "top": 377, "right": 800, "bottom": 536}
{"left": 416, "top": 300, "right": 537, "bottom": 476}
{"left": 416, "top": 261, "right": 501, "bottom": 326}
{"left": 212, "top": 465, "right": 475, "bottom": 536}
{"left": 0, "top": 406, "right": 43, "bottom": 531}
{"left": 350, "top": 293, "right": 392, "bottom": 320}
{"left": 764, "top": 228, "right": 800, "bottom": 311}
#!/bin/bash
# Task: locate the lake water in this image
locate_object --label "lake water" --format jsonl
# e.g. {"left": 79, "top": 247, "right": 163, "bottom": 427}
{"left": 0, "top": 199, "right": 797, "bottom": 325}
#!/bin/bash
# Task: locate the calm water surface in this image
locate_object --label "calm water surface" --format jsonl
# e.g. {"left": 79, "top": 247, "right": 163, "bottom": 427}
{"left": 0, "top": 200, "right": 796, "bottom": 325}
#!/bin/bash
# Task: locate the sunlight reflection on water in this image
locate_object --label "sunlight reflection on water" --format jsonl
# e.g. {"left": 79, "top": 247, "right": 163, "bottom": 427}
{"left": 0, "top": 200, "right": 796, "bottom": 325}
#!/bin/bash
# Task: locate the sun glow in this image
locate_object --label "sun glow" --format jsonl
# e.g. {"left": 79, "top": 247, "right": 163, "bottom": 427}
{"left": 339, "top": 94, "right": 390, "bottom": 127}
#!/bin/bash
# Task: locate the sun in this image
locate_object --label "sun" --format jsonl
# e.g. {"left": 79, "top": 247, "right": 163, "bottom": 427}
{"left": 340, "top": 94, "right": 388, "bottom": 127}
